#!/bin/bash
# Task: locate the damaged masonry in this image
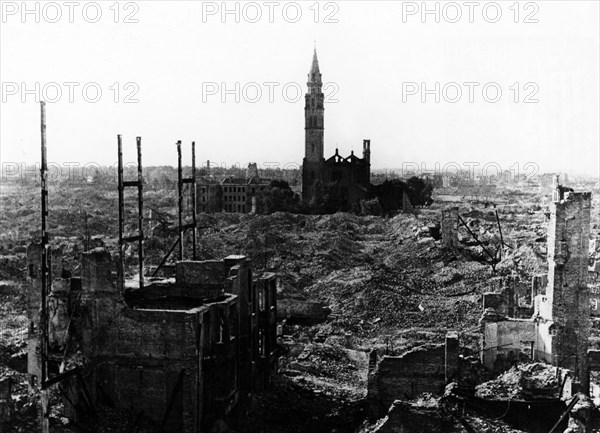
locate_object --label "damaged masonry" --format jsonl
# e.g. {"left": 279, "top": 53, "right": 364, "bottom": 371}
{"left": 26, "top": 248, "right": 278, "bottom": 432}
{"left": 480, "top": 187, "right": 592, "bottom": 386}
{"left": 367, "top": 180, "right": 596, "bottom": 432}
{"left": 1, "top": 99, "right": 597, "bottom": 432}
{"left": 22, "top": 103, "right": 279, "bottom": 433}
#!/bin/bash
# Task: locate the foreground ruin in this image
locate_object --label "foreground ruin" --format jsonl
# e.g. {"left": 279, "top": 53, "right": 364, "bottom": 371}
{"left": 366, "top": 181, "right": 596, "bottom": 432}
{"left": 16, "top": 112, "right": 281, "bottom": 432}
{"left": 481, "top": 188, "right": 592, "bottom": 389}
{"left": 1, "top": 107, "right": 599, "bottom": 432}
{"left": 1, "top": 171, "right": 598, "bottom": 432}
{"left": 25, "top": 246, "right": 278, "bottom": 432}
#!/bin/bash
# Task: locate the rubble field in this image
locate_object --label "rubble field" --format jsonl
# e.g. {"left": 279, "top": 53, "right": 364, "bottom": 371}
{"left": 1, "top": 182, "right": 599, "bottom": 432}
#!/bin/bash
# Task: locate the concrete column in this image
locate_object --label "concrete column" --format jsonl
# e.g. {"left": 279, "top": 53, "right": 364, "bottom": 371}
{"left": 441, "top": 207, "right": 459, "bottom": 248}
{"left": 445, "top": 333, "right": 459, "bottom": 383}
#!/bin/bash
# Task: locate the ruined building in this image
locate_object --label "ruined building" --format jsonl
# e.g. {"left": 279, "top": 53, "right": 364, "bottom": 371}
{"left": 481, "top": 184, "right": 592, "bottom": 391}
{"left": 301, "top": 49, "right": 371, "bottom": 206}
{"left": 367, "top": 182, "right": 593, "bottom": 422}
{"left": 26, "top": 246, "right": 279, "bottom": 432}
{"left": 197, "top": 163, "right": 271, "bottom": 214}
{"left": 26, "top": 131, "right": 280, "bottom": 432}
{"left": 367, "top": 334, "right": 460, "bottom": 419}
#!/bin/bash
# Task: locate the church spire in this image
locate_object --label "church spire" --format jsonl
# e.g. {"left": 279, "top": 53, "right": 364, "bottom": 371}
{"left": 308, "top": 45, "right": 321, "bottom": 84}
{"left": 304, "top": 46, "right": 325, "bottom": 167}
{"left": 310, "top": 45, "right": 320, "bottom": 75}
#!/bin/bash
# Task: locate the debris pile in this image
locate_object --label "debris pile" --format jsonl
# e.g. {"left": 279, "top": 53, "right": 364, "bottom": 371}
{"left": 279, "top": 342, "right": 368, "bottom": 399}
{"left": 2, "top": 180, "right": 598, "bottom": 432}
{"left": 475, "top": 362, "right": 565, "bottom": 400}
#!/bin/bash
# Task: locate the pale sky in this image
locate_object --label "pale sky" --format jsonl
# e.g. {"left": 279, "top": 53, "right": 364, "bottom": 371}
{"left": 1, "top": 1, "right": 599, "bottom": 177}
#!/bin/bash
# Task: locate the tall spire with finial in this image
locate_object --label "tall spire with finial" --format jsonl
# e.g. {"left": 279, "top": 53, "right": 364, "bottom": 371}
{"left": 308, "top": 43, "right": 321, "bottom": 84}
{"left": 313, "top": 41, "right": 320, "bottom": 69}
{"left": 303, "top": 44, "right": 325, "bottom": 166}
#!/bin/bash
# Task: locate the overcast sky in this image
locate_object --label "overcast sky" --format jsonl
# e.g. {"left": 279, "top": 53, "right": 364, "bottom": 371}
{"left": 1, "top": 1, "right": 599, "bottom": 177}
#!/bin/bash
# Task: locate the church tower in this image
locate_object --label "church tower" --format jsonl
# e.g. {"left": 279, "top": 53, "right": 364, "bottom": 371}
{"left": 302, "top": 48, "right": 325, "bottom": 202}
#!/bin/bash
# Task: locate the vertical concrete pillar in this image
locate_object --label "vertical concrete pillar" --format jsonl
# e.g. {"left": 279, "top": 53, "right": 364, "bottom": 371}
{"left": 445, "top": 333, "right": 459, "bottom": 383}
{"left": 441, "top": 207, "right": 459, "bottom": 248}
{"left": 0, "top": 377, "right": 13, "bottom": 428}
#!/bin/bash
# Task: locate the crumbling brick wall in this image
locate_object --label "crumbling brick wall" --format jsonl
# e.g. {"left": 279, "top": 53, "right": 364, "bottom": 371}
{"left": 373, "top": 398, "right": 451, "bottom": 432}
{"left": 541, "top": 191, "right": 592, "bottom": 391}
{"left": 367, "top": 337, "right": 458, "bottom": 420}
{"left": 482, "top": 275, "right": 534, "bottom": 320}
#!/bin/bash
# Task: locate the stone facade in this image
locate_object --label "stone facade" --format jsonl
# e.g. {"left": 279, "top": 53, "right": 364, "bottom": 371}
{"left": 220, "top": 176, "right": 270, "bottom": 214}
{"left": 197, "top": 178, "right": 221, "bottom": 213}
{"left": 197, "top": 166, "right": 271, "bottom": 214}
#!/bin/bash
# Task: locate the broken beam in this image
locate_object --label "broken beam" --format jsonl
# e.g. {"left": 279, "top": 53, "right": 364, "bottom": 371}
{"left": 151, "top": 237, "right": 181, "bottom": 277}
{"left": 547, "top": 394, "right": 579, "bottom": 433}
{"left": 42, "top": 367, "right": 79, "bottom": 390}
{"left": 458, "top": 215, "right": 498, "bottom": 266}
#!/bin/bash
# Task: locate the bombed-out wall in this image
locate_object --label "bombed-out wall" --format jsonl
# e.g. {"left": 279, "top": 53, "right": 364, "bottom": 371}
{"left": 26, "top": 246, "right": 279, "bottom": 432}
{"left": 537, "top": 191, "right": 591, "bottom": 390}
{"left": 367, "top": 334, "right": 459, "bottom": 420}
{"left": 480, "top": 189, "right": 592, "bottom": 392}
